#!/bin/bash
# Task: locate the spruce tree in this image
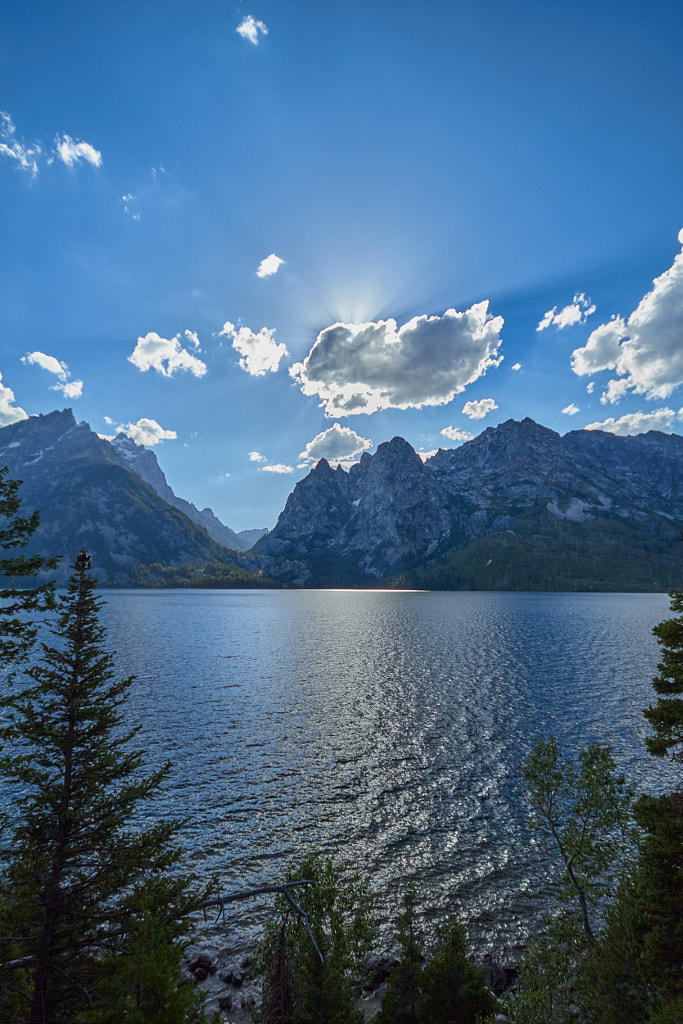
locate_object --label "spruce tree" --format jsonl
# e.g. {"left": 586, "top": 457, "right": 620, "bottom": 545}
{"left": 0, "top": 551, "right": 210, "bottom": 1023}
{"left": 376, "top": 886, "right": 424, "bottom": 1024}
{"left": 644, "top": 590, "right": 683, "bottom": 760}
{"left": 420, "top": 916, "right": 495, "bottom": 1024}
{"left": 0, "top": 466, "right": 58, "bottom": 678}
{"left": 256, "top": 853, "right": 372, "bottom": 1024}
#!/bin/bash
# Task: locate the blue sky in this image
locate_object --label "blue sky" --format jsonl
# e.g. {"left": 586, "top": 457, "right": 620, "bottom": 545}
{"left": 1, "top": 0, "right": 682, "bottom": 531}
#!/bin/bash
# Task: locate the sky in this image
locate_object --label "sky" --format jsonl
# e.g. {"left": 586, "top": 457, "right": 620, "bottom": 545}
{"left": 1, "top": 0, "right": 683, "bottom": 532}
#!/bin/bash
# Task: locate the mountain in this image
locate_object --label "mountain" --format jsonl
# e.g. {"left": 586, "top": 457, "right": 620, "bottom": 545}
{"left": 0, "top": 410, "right": 248, "bottom": 582}
{"left": 253, "top": 418, "right": 683, "bottom": 590}
{"left": 109, "top": 433, "right": 246, "bottom": 550}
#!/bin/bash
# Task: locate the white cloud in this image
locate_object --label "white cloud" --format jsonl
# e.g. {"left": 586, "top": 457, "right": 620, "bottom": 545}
{"left": 462, "top": 398, "right": 498, "bottom": 420}
{"left": 262, "top": 463, "right": 294, "bottom": 474}
{"left": 571, "top": 232, "right": 683, "bottom": 403}
{"left": 440, "top": 426, "right": 474, "bottom": 443}
{"left": 537, "top": 293, "right": 596, "bottom": 332}
{"left": 249, "top": 450, "right": 267, "bottom": 462}
{"left": 512, "top": 362, "right": 522, "bottom": 371}
{"left": 220, "top": 321, "right": 288, "bottom": 376}
{"left": 53, "top": 133, "right": 102, "bottom": 168}
{"left": 299, "top": 423, "right": 373, "bottom": 464}
{"left": 120, "top": 193, "right": 140, "bottom": 220}
{"left": 418, "top": 449, "right": 439, "bottom": 461}
{"left": 257, "top": 253, "right": 284, "bottom": 278}
{"left": 0, "top": 111, "right": 41, "bottom": 177}
{"left": 0, "top": 372, "right": 27, "bottom": 425}
{"left": 129, "top": 331, "right": 207, "bottom": 378}
{"left": 562, "top": 403, "right": 580, "bottom": 415}
{"left": 290, "top": 301, "right": 504, "bottom": 418}
{"left": 236, "top": 15, "right": 268, "bottom": 44}
{"left": 118, "top": 417, "right": 177, "bottom": 446}
{"left": 586, "top": 382, "right": 596, "bottom": 394}
{"left": 58, "top": 380, "right": 83, "bottom": 399}
{"left": 21, "top": 350, "right": 83, "bottom": 399}
{"left": 22, "top": 351, "right": 68, "bottom": 378}
{"left": 584, "top": 408, "right": 683, "bottom": 436}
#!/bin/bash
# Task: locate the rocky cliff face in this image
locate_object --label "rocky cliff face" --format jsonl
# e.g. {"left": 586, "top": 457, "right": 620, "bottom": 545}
{"left": 255, "top": 418, "right": 683, "bottom": 588}
{"left": 0, "top": 410, "right": 244, "bottom": 581}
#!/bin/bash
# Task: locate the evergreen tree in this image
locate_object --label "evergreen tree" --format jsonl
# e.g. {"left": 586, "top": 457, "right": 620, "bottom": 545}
{"left": 420, "top": 915, "right": 495, "bottom": 1024}
{"left": 376, "top": 886, "right": 424, "bottom": 1024}
{"left": 644, "top": 590, "right": 683, "bottom": 760}
{"left": 0, "top": 551, "right": 211, "bottom": 1023}
{"left": 256, "top": 853, "right": 373, "bottom": 1024}
{"left": 0, "top": 466, "right": 58, "bottom": 678}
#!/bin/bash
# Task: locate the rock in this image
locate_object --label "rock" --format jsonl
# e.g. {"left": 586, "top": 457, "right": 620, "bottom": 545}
{"left": 189, "top": 954, "right": 216, "bottom": 983}
{"left": 218, "top": 994, "right": 233, "bottom": 1011}
{"left": 482, "top": 954, "right": 508, "bottom": 995}
{"left": 240, "top": 957, "right": 254, "bottom": 979}
{"left": 364, "top": 953, "right": 399, "bottom": 989}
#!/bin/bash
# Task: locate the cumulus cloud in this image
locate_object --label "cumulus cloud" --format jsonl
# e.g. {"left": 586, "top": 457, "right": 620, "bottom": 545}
{"left": 129, "top": 331, "right": 207, "bottom": 378}
{"left": 118, "top": 417, "right": 177, "bottom": 446}
{"left": 236, "top": 15, "right": 268, "bottom": 44}
{"left": 290, "top": 302, "right": 504, "bottom": 418}
{"left": 299, "top": 423, "right": 373, "bottom": 465}
{"left": 418, "top": 449, "right": 439, "bottom": 461}
{"left": 0, "top": 111, "right": 41, "bottom": 177}
{"left": 562, "top": 403, "right": 580, "bottom": 415}
{"left": 0, "top": 372, "right": 27, "bottom": 425}
{"left": 537, "top": 293, "right": 596, "bottom": 332}
{"left": 21, "top": 350, "right": 83, "bottom": 399}
{"left": 262, "top": 463, "right": 293, "bottom": 474}
{"left": 440, "top": 426, "right": 474, "bottom": 443}
{"left": 586, "top": 382, "right": 596, "bottom": 394}
{"left": 257, "top": 253, "right": 284, "bottom": 278}
{"left": 220, "top": 321, "right": 288, "bottom": 376}
{"left": 462, "top": 398, "right": 498, "bottom": 420}
{"left": 584, "top": 408, "right": 683, "bottom": 436}
{"left": 512, "top": 362, "right": 522, "bottom": 371}
{"left": 571, "top": 231, "right": 683, "bottom": 404}
{"left": 249, "top": 451, "right": 266, "bottom": 462}
{"left": 53, "top": 133, "right": 102, "bottom": 168}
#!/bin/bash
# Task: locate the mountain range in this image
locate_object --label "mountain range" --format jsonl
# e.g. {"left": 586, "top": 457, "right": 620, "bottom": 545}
{"left": 253, "top": 418, "right": 683, "bottom": 590}
{"left": 2, "top": 410, "right": 683, "bottom": 590}
{"left": 0, "top": 409, "right": 261, "bottom": 583}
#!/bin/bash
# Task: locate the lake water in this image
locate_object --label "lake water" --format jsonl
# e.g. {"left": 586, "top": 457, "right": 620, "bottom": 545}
{"left": 98, "top": 589, "right": 678, "bottom": 959}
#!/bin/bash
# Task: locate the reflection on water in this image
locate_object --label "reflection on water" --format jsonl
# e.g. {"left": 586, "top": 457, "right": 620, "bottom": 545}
{"left": 100, "top": 589, "right": 676, "bottom": 957}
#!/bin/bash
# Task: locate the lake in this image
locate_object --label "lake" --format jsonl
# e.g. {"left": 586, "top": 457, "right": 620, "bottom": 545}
{"left": 98, "top": 589, "right": 678, "bottom": 959}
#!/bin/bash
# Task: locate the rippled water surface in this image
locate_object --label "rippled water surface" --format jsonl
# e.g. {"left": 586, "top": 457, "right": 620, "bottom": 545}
{"left": 99, "top": 589, "right": 677, "bottom": 957}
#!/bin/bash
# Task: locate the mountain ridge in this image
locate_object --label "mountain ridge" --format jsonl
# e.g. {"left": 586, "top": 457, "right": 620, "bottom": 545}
{"left": 254, "top": 418, "right": 683, "bottom": 590}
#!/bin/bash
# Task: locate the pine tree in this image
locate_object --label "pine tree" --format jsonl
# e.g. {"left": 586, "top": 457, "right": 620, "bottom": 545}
{"left": 0, "top": 466, "right": 58, "bottom": 678}
{"left": 420, "top": 916, "right": 495, "bottom": 1024}
{"left": 256, "top": 854, "right": 373, "bottom": 1024}
{"left": 644, "top": 590, "right": 683, "bottom": 761}
{"left": 376, "top": 886, "right": 425, "bottom": 1024}
{"left": 0, "top": 550, "right": 211, "bottom": 1023}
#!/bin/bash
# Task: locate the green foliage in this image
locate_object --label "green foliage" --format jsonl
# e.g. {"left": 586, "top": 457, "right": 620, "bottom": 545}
{"left": 644, "top": 590, "right": 683, "bottom": 759}
{"left": 522, "top": 737, "right": 633, "bottom": 941}
{"left": 126, "top": 560, "right": 279, "bottom": 589}
{"left": 502, "top": 912, "right": 589, "bottom": 1024}
{"left": 256, "top": 853, "right": 373, "bottom": 1024}
{"left": 0, "top": 551, "right": 211, "bottom": 1023}
{"left": 420, "top": 915, "right": 495, "bottom": 1024}
{"left": 580, "top": 791, "right": 683, "bottom": 1024}
{"left": 0, "top": 466, "right": 58, "bottom": 676}
{"left": 376, "top": 886, "right": 424, "bottom": 1024}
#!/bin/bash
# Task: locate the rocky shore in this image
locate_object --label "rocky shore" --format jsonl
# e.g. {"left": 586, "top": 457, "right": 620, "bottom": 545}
{"left": 182, "top": 938, "right": 519, "bottom": 1022}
